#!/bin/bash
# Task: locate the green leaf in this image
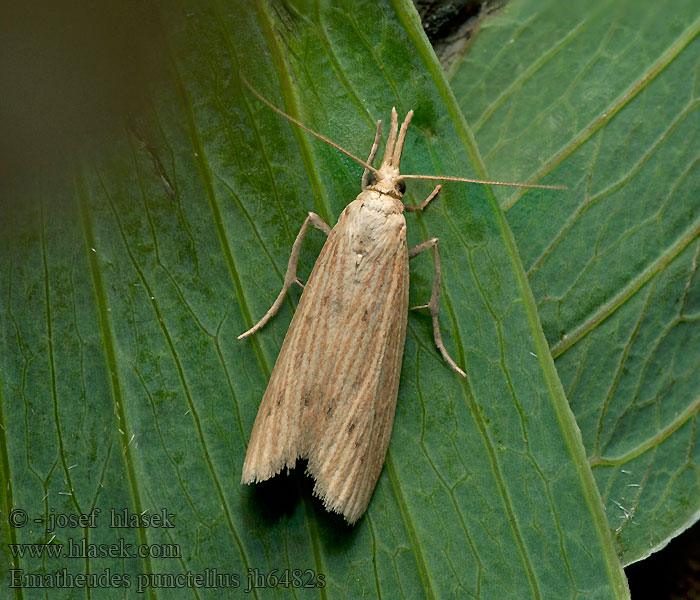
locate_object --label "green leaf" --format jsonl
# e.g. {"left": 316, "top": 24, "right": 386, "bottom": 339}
{"left": 0, "top": 0, "right": 628, "bottom": 597}
{"left": 448, "top": 0, "right": 700, "bottom": 564}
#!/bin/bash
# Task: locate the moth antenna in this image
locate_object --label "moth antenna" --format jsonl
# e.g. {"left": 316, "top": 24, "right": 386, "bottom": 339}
{"left": 240, "top": 75, "right": 564, "bottom": 190}
{"left": 240, "top": 74, "right": 379, "bottom": 174}
{"left": 393, "top": 109, "right": 413, "bottom": 169}
{"left": 382, "top": 108, "right": 399, "bottom": 167}
{"left": 401, "top": 174, "right": 567, "bottom": 190}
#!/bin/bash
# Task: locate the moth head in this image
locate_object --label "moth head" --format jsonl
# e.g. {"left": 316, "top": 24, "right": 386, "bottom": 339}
{"left": 363, "top": 107, "right": 412, "bottom": 197}
{"left": 365, "top": 169, "right": 406, "bottom": 197}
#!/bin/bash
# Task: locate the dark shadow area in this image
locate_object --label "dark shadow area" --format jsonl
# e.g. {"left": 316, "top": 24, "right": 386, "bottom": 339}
{"left": 241, "top": 458, "right": 359, "bottom": 548}
{"left": 626, "top": 520, "right": 700, "bottom": 599}
{"left": 242, "top": 469, "right": 302, "bottom": 526}
{"left": 415, "top": 0, "right": 484, "bottom": 42}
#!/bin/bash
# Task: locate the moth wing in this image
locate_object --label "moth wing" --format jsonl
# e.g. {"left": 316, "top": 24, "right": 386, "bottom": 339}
{"left": 241, "top": 205, "right": 409, "bottom": 524}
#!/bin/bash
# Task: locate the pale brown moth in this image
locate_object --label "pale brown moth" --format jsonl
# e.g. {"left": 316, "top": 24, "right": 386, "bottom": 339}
{"left": 238, "top": 76, "right": 563, "bottom": 524}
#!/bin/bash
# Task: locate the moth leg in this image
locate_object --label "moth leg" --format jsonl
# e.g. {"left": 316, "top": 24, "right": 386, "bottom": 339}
{"left": 408, "top": 238, "right": 466, "bottom": 377}
{"left": 238, "top": 212, "right": 331, "bottom": 340}
{"left": 404, "top": 184, "right": 441, "bottom": 212}
{"left": 361, "top": 119, "right": 383, "bottom": 190}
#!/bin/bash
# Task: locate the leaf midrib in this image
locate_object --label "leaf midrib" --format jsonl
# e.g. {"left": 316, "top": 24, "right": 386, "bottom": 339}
{"left": 396, "top": 0, "right": 630, "bottom": 596}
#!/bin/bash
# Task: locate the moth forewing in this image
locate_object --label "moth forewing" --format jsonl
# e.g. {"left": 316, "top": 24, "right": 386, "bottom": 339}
{"left": 242, "top": 208, "right": 409, "bottom": 523}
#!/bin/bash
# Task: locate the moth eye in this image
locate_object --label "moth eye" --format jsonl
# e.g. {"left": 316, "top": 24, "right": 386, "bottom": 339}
{"left": 396, "top": 179, "right": 406, "bottom": 195}
{"left": 367, "top": 172, "right": 377, "bottom": 186}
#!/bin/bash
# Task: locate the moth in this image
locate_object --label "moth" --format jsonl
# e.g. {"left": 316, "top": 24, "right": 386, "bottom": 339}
{"left": 238, "top": 77, "right": 563, "bottom": 524}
